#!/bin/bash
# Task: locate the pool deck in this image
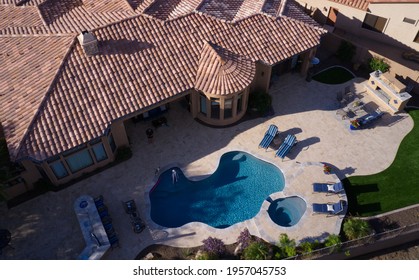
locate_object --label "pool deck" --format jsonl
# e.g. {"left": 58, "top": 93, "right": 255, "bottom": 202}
{"left": 0, "top": 73, "right": 414, "bottom": 260}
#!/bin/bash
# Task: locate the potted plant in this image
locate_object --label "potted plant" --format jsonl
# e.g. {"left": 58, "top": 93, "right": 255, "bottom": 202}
{"left": 350, "top": 119, "right": 361, "bottom": 130}
{"left": 323, "top": 164, "right": 332, "bottom": 174}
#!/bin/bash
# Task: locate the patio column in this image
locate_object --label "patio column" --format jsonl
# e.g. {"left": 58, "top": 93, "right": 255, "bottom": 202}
{"left": 300, "top": 47, "right": 317, "bottom": 76}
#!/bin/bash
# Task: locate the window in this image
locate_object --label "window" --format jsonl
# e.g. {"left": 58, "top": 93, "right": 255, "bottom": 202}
{"left": 403, "top": 17, "right": 416, "bottom": 25}
{"left": 200, "top": 94, "right": 207, "bottom": 116}
{"left": 224, "top": 98, "right": 233, "bottom": 119}
{"left": 108, "top": 133, "right": 116, "bottom": 152}
{"left": 65, "top": 149, "right": 94, "bottom": 173}
{"left": 92, "top": 143, "right": 108, "bottom": 162}
{"left": 49, "top": 161, "right": 68, "bottom": 179}
{"left": 237, "top": 94, "right": 243, "bottom": 114}
{"left": 362, "top": 14, "right": 387, "bottom": 33}
{"left": 211, "top": 98, "right": 220, "bottom": 119}
{"left": 414, "top": 31, "right": 419, "bottom": 44}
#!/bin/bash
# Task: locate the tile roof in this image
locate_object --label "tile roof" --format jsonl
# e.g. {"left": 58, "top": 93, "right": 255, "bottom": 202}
{"left": 0, "top": 5, "right": 44, "bottom": 30}
{"left": 0, "top": 2, "right": 326, "bottom": 162}
{"left": 0, "top": 35, "right": 75, "bottom": 159}
{"left": 145, "top": 0, "right": 202, "bottom": 20}
{"left": 327, "top": 0, "right": 369, "bottom": 10}
{"left": 82, "top": 0, "right": 134, "bottom": 13}
{"left": 194, "top": 41, "right": 256, "bottom": 95}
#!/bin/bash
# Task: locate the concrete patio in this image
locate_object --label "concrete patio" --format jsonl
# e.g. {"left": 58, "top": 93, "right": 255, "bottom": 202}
{"left": 0, "top": 73, "right": 413, "bottom": 260}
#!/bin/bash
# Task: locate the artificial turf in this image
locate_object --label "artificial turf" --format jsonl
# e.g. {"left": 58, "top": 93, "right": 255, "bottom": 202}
{"left": 343, "top": 109, "right": 419, "bottom": 217}
{"left": 313, "top": 66, "right": 355, "bottom": 84}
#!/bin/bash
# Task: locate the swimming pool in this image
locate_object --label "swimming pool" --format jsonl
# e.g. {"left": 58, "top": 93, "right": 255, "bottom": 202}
{"left": 267, "top": 197, "right": 306, "bottom": 227}
{"left": 149, "top": 151, "right": 285, "bottom": 228}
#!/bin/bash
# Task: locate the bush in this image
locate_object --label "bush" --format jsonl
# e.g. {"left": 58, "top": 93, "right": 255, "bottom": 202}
{"left": 324, "top": 234, "right": 341, "bottom": 253}
{"left": 236, "top": 228, "right": 252, "bottom": 249}
{"left": 115, "top": 146, "right": 132, "bottom": 162}
{"left": 248, "top": 91, "right": 272, "bottom": 116}
{"left": 242, "top": 241, "right": 269, "bottom": 260}
{"left": 202, "top": 237, "right": 225, "bottom": 257}
{"left": 369, "top": 56, "right": 390, "bottom": 72}
{"left": 336, "top": 41, "right": 356, "bottom": 63}
{"left": 275, "top": 233, "right": 297, "bottom": 259}
{"left": 196, "top": 251, "right": 217, "bottom": 260}
{"left": 343, "top": 218, "right": 372, "bottom": 240}
{"left": 299, "top": 240, "right": 321, "bottom": 254}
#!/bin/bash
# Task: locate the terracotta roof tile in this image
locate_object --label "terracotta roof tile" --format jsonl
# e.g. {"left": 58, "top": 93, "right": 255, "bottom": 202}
{"left": 1, "top": 3, "right": 326, "bottom": 161}
{"left": 328, "top": 0, "right": 369, "bottom": 10}
{"left": 145, "top": 0, "right": 202, "bottom": 20}
{"left": 195, "top": 41, "right": 255, "bottom": 95}
{"left": 0, "top": 6, "right": 44, "bottom": 30}
{"left": 82, "top": 0, "right": 134, "bottom": 13}
{"left": 0, "top": 35, "right": 75, "bottom": 159}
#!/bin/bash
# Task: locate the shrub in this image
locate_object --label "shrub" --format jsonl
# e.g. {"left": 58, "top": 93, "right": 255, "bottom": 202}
{"left": 196, "top": 251, "right": 217, "bottom": 260}
{"left": 343, "top": 218, "right": 372, "bottom": 240}
{"left": 324, "top": 234, "right": 341, "bottom": 253}
{"left": 202, "top": 237, "right": 225, "bottom": 257}
{"left": 248, "top": 91, "right": 272, "bottom": 116}
{"left": 237, "top": 228, "right": 252, "bottom": 249}
{"left": 369, "top": 56, "right": 390, "bottom": 72}
{"left": 242, "top": 241, "right": 269, "bottom": 260}
{"left": 276, "top": 233, "right": 297, "bottom": 259}
{"left": 299, "top": 240, "right": 321, "bottom": 254}
{"left": 115, "top": 146, "right": 132, "bottom": 162}
{"left": 336, "top": 41, "right": 356, "bottom": 63}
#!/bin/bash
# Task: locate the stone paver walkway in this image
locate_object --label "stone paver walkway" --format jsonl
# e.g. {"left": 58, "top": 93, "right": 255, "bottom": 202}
{"left": 0, "top": 73, "right": 413, "bottom": 259}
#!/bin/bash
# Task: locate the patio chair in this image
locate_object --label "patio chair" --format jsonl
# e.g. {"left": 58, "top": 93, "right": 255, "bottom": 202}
{"left": 313, "top": 182, "right": 344, "bottom": 195}
{"left": 258, "top": 124, "right": 278, "bottom": 150}
{"left": 275, "top": 134, "right": 297, "bottom": 159}
{"left": 312, "top": 201, "right": 344, "bottom": 215}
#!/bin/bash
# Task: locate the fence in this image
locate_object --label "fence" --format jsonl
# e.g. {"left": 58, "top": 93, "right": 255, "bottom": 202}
{"left": 285, "top": 221, "right": 419, "bottom": 260}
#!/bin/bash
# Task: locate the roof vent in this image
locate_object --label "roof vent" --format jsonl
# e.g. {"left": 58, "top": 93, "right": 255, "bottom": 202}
{"left": 77, "top": 30, "right": 98, "bottom": 56}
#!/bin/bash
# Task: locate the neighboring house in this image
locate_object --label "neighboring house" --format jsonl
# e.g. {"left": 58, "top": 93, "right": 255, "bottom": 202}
{"left": 0, "top": 0, "right": 326, "bottom": 198}
{"left": 296, "top": 0, "right": 419, "bottom": 51}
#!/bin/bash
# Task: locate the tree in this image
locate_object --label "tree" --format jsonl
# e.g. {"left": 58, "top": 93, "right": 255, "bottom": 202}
{"left": 343, "top": 218, "right": 372, "bottom": 240}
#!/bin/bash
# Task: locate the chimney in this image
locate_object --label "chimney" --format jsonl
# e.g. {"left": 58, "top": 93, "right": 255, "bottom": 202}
{"left": 279, "top": 0, "right": 288, "bottom": 16}
{"left": 77, "top": 30, "right": 98, "bottom": 56}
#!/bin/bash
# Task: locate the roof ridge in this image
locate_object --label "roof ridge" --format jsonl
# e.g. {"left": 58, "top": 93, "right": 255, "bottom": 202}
{"left": 14, "top": 36, "right": 77, "bottom": 161}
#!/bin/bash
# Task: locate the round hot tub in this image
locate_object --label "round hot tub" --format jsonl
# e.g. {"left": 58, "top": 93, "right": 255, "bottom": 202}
{"left": 268, "top": 196, "right": 306, "bottom": 227}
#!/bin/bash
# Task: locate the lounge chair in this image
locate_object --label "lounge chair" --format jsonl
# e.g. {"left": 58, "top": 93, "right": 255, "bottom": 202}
{"left": 275, "top": 134, "right": 296, "bottom": 159}
{"left": 313, "top": 182, "right": 344, "bottom": 195}
{"left": 312, "top": 201, "right": 344, "bottom": 215}
{"left": 258, "top": 124, "right": 278, "bottom": 150}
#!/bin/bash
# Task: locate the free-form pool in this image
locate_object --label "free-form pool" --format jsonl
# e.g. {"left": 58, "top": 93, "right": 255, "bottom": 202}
{"left": 150, "top": 151, "right": 285, "bottom": 228}
{"left": 267, "top": 197, "right": 306, "bottom": 227}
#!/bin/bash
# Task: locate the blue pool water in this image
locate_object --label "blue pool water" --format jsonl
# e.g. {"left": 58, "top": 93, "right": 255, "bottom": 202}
{"left": 267, "top": 197, "right": 306, "bottom": 227}
{"left": 150, "top": 151, "right": 285, "bottom": 228}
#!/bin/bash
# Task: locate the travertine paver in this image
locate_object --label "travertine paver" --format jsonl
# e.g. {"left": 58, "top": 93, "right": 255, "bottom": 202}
{"left": 0, "top": 74, "right": 413, "bottom": 259}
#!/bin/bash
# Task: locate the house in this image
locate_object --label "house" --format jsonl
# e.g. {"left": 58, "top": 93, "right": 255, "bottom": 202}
{"left": 297, "top": 0, "right": 419, "bottom": 51}
{"left": 0, "top": 0, "right": 326, "bottom": 198}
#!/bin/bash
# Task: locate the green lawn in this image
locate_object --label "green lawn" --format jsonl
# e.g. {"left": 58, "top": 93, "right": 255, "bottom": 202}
{"left": 313, "top": 66, "right": 355, "bottom": 84}
{"left": 344, "top": 109, "right": 419, "bottom": 217}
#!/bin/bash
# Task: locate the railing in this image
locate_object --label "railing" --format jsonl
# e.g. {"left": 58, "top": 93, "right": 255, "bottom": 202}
{"left": 285, "top": 222, "right": 419, "bottom": 260}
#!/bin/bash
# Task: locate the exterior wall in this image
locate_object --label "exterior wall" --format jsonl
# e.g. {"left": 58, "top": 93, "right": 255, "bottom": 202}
{"left": 110, "top": 121, "right": 129, "bottom": 148}
{"left": 1, "top": 160, "right": 41, "bottom": 199}
{"left": 297, "top": 0, "right": 419, "bottom": 51}
{"left": 42, "top": 136, "right": 115, "bottom": 185}
{"left": 250, "top": 62, "right": 272, "bottom": 94}
{"left": 193, "top": 88, "right": 249, "bottom": 126}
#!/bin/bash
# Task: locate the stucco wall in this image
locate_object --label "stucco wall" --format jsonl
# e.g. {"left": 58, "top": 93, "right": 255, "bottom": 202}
{"left": 297, "top": 0, "right": 419, "bottom": 51}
